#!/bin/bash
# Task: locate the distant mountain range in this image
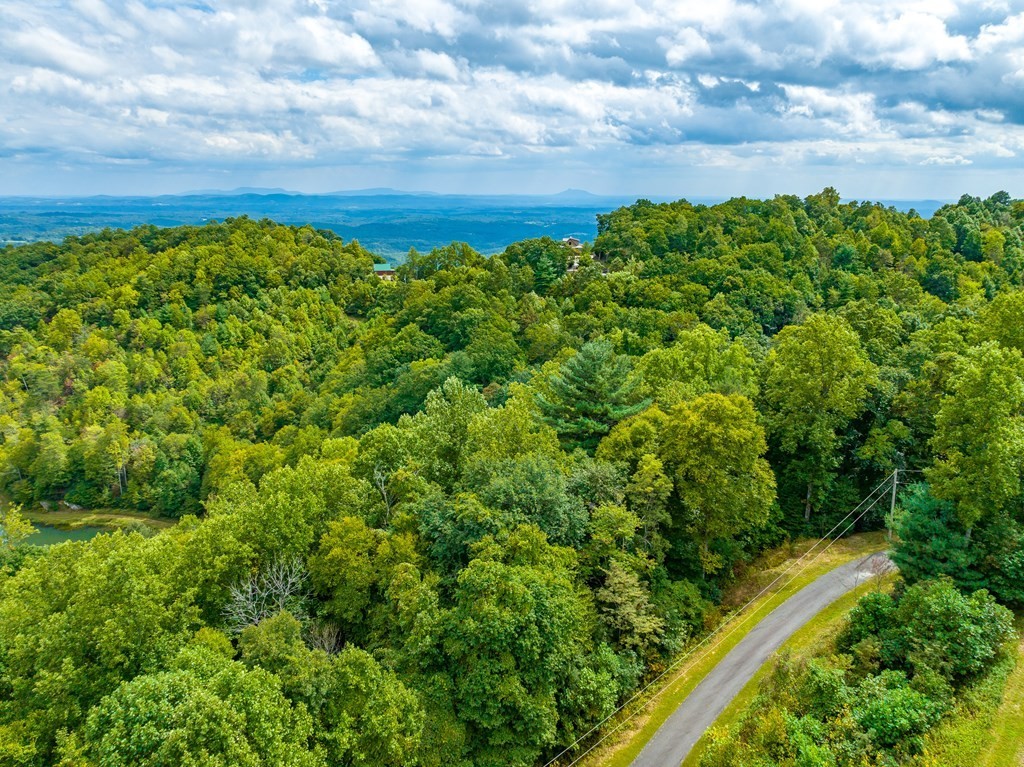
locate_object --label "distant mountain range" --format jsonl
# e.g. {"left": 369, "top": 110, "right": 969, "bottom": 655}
{"left": 180, "top": 186, "right": 438, "bottom": 197}
{"left": 176, "top": 187, "right": 611, "bottom": 199}
{"left": 0, "top": 190, "right": 953, "bottom": 257}
{"left": 166, "top": 188, "right": 653, "bottom": 207}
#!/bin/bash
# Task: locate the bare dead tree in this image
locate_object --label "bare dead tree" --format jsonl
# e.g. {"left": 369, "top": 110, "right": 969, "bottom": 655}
{"left": 373, "top": 463, "right": 395, "bottom": 521}
{"left": 223, "top": 556, "right": 308, "bottom": 634}
{"left": 868, "top": 553, "right": 894, "bottom": 591}
{"left": 305, "top": 620, "right": 343, "bottom": 654}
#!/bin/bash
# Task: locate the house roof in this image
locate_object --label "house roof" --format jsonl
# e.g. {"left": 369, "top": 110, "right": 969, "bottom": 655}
{"left": 373, "top": 263, "right": 395, "bottom": 272}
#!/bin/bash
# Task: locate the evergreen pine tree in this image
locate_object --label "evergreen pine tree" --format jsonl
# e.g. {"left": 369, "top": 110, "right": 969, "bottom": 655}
{"left": 537, "top": 339, "right": 649, "bottom": 452}
{"left": 891, "top": 483, "right": 985, "bottom": 591}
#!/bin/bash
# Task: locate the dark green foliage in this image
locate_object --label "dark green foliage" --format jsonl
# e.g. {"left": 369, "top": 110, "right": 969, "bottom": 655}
{"left": 761, "top": 313, "right": 878, "bottom": 526}
{"left": 887, "top": 579, "right": 1014, "bottom": 684}
{"left": 437, "top": 527, "right": 595, "bottom": 767}
{"left": 475, "top": 454, "right": 588, "bottom": 547}
{"left": 839, "top": 578, "right": 1015, "bottom": 686}
{"left": 852, "top": 672, "right": 943, "bottom": 750}
{"left": 838, "top": 590, "right": 897, "bottom": 651}
{"left": 893, "top": 483, "right": 1024, "bottom": 607}
{"left": 891, "top": 484, "right": 983, "bottom": 590}
{"left": 536, "top": 339, "right": 649, "bottom": 452}
{"left": 500, "top": 237, "right": 573, "bottom": 294}
{"left": 649, "top": 575, "right": 709, "bottom": 654}
{"left": 239, "top": 612, "right": 424, "bottom": 767}
{"left": 974, "top": 518, "right": 1024, "bottom": 607}
{"left": 417, "top": 491, "right": 505, "bottom": 575}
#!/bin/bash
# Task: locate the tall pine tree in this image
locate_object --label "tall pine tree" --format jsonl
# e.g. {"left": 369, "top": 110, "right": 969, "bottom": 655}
{"left": 537, "top": 339, "right": 649, "bottom": 452}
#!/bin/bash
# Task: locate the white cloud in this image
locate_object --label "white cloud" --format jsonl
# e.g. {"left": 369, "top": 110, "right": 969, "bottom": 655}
{"left": 975, "top": 12, "right": 1024, "bottom": 52}
{"left": 662, "top": 28, "right": 712, "bottom": 66}
{"left": 282, "top": 18, "right": 379, "bottom": 69}
{"left": 782, "top": 86, "right": 881, "bottom": 136}
{"left": 4, "top": 26, "right": 111, "bottom": 77}
{"left": 414, "top": 50, "right": 462, "bottom": 80}
{"left": 350, "top": 0, "right": 471, "bottom": 40}
{"left": 840, "top": 11, "right": 971, "bottom": 70}
{"left": 921, "top": 154, "right": 973, "bottom": 165}
{"left": 1, "top": 0, "right": 1024, "bottom": 195}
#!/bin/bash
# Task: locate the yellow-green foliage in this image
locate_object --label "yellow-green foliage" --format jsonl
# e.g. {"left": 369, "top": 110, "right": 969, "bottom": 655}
{"left": 0, "top": 192, "right": 1023, "bottom": 767}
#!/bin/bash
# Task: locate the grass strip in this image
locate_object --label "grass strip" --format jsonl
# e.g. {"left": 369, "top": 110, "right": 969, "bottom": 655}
{"left": 977, "top": 622, "right": 1024, "bottom": 767}
{"left": 926, "top": 615, "right": 1024, "bottom": 767}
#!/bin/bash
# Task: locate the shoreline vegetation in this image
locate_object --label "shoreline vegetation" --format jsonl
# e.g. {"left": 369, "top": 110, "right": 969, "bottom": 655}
{"left": 21, "top": 505, "right": 175, "bottom": 532}
{"left": 1, "top": 494, "right": 174, "bottom": 533}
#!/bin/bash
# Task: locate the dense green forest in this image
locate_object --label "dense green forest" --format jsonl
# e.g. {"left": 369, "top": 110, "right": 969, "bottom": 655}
{"left": 1, "top": 189, "right": 1023, "bottom": 765}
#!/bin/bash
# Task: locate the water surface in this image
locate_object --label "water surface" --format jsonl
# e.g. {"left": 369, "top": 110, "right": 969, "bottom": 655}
{"left": 27, "top": 524, "right": 105, "bottom": 546}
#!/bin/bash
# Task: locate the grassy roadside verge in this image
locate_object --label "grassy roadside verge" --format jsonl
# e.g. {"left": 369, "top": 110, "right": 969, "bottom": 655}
{"left": 916, "top": 615, "right": 1024, "bottom": 767}
{"left": 977, "top": 619, "right": 1024, "bottom": 767}
{"left": 682, "top": 570, "right": 897, "bottom": 767}
{"left": 578, "top": 531, "right": 888, "bottom": 767}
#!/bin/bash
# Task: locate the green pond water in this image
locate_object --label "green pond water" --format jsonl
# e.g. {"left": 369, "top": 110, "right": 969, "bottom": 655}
{"left": 27, "top": 524, "right": 106, "bottom": 545}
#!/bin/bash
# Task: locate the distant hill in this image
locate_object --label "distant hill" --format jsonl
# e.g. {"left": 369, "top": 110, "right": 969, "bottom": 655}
{"left": 324, "top": 187, "right": 440, "bottom": 197}
{"left": 0, "top": 191, "right": 635, "bottom": 257}
{"left": 875, "top": 199, "right": 949, "bottom": 218}
{"left": 179, "top": 186, "right": 300, "bottom": 196}
{"left": 0, "top": 190, "right": 953, "bottom": 256}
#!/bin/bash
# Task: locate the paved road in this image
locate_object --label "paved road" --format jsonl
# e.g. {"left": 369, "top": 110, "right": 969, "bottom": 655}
{"left": 631, "top": 552, "right": 891, "bottom": 767}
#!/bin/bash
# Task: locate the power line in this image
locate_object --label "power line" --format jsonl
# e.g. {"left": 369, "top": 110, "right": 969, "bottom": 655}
{"left": 559, "top": 500, "right": 887, "bottom": 767}
{"left": 896, "top": 468, "right": 927, "bottom": 489}
{"left": 550, "top": 476, "right": 893, "bottom": 767}
{"left": 542, "top": 472, "right": 897, "bottom": 767}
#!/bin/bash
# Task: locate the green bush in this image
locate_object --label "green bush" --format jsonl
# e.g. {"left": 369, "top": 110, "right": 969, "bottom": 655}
{"left": 853, "top": 671, "right": 944, "bottom": 750}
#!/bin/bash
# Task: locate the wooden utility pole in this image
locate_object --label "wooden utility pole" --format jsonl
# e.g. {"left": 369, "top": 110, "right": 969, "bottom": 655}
{"left": 887, "top": 468, "right": 898, "bottom": 541}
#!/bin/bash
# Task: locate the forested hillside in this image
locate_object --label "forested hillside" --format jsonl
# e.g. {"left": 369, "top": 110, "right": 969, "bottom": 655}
{"left": 1, "top": 190, "right": 1023, "bottom": 766}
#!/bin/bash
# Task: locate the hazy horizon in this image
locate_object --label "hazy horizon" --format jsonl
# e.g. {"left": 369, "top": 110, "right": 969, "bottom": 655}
{"left": 0, "top": 185, "right": 958, "bottom": 256}
{"left": 0, "top": 186, "right": 961, "bottom": 205}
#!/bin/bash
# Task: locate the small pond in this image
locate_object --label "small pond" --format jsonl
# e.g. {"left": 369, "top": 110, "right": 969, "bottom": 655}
{"left": 27, "top": 524, "right": 106, "bottom": 546}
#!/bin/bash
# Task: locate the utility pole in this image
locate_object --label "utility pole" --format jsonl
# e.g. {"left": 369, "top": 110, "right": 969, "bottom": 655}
{"left": 887, "top": 468, "right": 898, "bottom": 541}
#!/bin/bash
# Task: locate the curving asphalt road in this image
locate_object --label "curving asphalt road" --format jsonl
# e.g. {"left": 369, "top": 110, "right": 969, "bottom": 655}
{"left": 630, "top": 551, "right": 892, "bottom": 767}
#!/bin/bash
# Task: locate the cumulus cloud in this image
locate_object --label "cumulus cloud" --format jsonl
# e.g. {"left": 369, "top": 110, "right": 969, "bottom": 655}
{"left": 839, "top": 11, "right": 971, "bottom": 69}
{"left": 0, "top": 0, "right": 1023, "bottom": 195}
{"left": 662, "top": 29, "right": 712, "bottom": 67}
{"left": 4, "top": 26, "right": 112, "bottom": 77}
{"left": 922, "top": 154, "right": 973, "bottom": 164}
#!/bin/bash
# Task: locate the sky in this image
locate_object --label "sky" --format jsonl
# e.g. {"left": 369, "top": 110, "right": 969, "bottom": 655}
{"left": 2, "top": 0, "right": 1024, "bottom": 199}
